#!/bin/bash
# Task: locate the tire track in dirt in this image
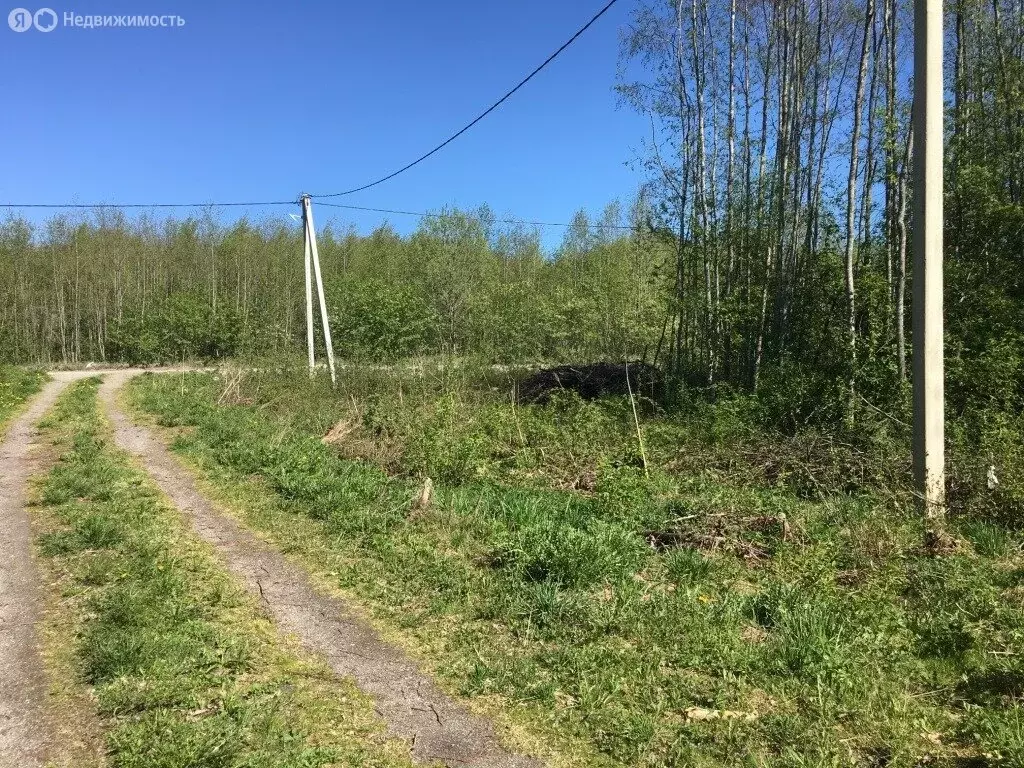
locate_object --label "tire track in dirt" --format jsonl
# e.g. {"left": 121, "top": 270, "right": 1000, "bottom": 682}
{"left": 98, "top": 371, "right": 541, "bottom": 768}
{"left": 0, "top": 372, "right": 95, "bottom": 768}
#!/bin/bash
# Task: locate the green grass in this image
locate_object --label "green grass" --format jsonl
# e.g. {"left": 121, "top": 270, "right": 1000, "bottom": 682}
{"left": 0, "top": 364, "right": 46, "bottom": 431}
{"left": 34, "top": 377, "right": 414, "bottom": 768}
{"left": 126, "top": 366, "right": 1024, "bottom": 767}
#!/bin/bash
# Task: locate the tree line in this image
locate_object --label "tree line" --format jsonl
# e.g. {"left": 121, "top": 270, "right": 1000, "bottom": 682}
{"left": 0, "top": 204, "right": 665, "bottom": 368}
{"left": 1, "top": 0, "right": 1022, "bottom": 436}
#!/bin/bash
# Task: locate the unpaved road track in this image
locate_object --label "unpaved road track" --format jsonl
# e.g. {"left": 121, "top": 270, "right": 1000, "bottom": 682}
{"left": 98, "top": 371, "right": 540, "bottom": 768}
{"left": 0, "top": 372, "right": 94, "bottom": 768}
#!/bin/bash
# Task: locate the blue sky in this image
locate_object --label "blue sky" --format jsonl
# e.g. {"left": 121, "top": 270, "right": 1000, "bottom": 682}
{"left": 1, "top": 0, "right": 647, "bottom": 247}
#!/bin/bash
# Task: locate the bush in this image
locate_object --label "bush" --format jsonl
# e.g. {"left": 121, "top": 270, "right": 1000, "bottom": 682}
{"left": 108, "top": 293, "right": 241, "bottom": 364}
{"left": 328, "top": 279, "right": 436, "bottom": 361}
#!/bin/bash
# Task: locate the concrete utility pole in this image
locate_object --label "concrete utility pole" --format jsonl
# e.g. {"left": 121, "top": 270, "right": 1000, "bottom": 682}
{"left": 912, "top": 0, "right": 944, "bottom": 517}
{"left": 303, "top": 200, "right": 316, "bottom": 375}
{"left": 300, "top": 195, "right": 338, "bottom": 387}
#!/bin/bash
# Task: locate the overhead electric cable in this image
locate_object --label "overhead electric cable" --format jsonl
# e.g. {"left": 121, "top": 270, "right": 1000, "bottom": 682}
{"left": 1, "top": 200, "right": 295, "bottom": 209}
{"left": 315, "top": 201, "right": 634, "bottom": 229}
{"left": 310, "top": 0, "right": 622, "bottom": 199}
{"left": 3, "top": 2, "right": 622, "bottom": 213}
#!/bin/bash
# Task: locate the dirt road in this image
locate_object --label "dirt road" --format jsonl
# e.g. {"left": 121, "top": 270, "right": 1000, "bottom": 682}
{"left": 0, "top": 372, "right": 95, "bottom": 768}
{"left": 97, "top": 370, "right": 540, "bottom": 768}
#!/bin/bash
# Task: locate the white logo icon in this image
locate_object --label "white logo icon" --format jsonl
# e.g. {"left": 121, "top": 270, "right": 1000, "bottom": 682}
{"left": 33, "top": 7, "right": 56, "bottom": 31}
{"left": 8, "top": 7, "right": 32, "bottom": 31}
{"left": 8, "top": 7, "right": 57, "bottom": 31}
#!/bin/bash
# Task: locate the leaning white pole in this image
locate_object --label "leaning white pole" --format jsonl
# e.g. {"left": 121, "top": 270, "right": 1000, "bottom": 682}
{"left": 912, "top": 0, "right": 944, "bottom": 518}
{"left": 302, "top": 202, "right": 316, "bottom": 377}
{"left": 302, "top": 196, "right": 338, "bottom": 387}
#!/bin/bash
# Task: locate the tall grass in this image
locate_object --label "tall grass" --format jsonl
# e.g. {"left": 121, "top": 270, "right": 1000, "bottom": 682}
{"left": 126, "top": 367, "right": 1024, "bottom": 766}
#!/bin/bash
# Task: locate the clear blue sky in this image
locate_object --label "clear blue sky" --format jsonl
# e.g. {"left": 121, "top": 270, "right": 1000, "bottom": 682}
{"left": 1, "top": 0, "right": 647, "bottom": 246}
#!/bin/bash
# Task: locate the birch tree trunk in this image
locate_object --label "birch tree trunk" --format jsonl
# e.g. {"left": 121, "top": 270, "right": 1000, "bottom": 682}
{"left": 844, "top": 0, "right": 875, "bottom": 421}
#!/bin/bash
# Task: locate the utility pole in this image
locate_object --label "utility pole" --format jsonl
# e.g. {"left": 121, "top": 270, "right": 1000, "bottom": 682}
{"left": 912, "top": 0, "right": 944, "bottom": 517}
{"left": 300, "top": 195, "right": 338, "bottom": 387}
{"left": 303, "top": 201, "right": 316, "bottom": 375}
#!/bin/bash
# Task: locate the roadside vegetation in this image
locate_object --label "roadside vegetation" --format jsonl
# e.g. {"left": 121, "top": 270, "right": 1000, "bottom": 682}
{"left": 0, "top": 364, "right": 45, "bottom": 429}
{"left": 33, "top": 377, "right": 413, "bottom": 768}
{"left": 128, "top": 365, "right": 1024, "bottom": 767}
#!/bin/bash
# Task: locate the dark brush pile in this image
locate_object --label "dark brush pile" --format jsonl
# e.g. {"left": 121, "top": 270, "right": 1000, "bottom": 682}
{"left": 516, "top": 362, "right": 664, "bottom": 405}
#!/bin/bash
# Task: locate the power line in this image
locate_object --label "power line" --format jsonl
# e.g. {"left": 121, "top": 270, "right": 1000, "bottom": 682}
{"left": 310, "top": 0, "right": 622, "bottom": 199}
{"left": 2, "top": 197, "right": 635, "bottom": 230}
{"left": 1, "top": 200, "right": 295, "bottom": 209}
{"left": 3, "top": 1, "right": 622, "bottom": 216}
{"left": 315, "top": 201, "right": 634, "bottom": 229}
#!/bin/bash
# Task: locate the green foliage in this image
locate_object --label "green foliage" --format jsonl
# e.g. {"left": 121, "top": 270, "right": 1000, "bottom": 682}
{"left": 36, "top": 378, "right": 410, "bottom": 768}
{"left": 0, "top": 365, "right": 45, "bottom": 428}
{"left": 1, "top": 206, "right": 665, "bottom": 368}
{"left": 109, "top": 292, "right": 241, "bottom": 364}
{"left": 128, "top": 368, "right": 1024, "bottom": 767}
{"left": 328, "top": 279, "right": 436, "bottom": 361}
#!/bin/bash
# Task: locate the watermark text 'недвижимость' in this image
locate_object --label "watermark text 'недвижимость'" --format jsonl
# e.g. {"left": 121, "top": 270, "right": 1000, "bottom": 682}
{"left": 8, "top": 8, "right": 185, "bottom": 32}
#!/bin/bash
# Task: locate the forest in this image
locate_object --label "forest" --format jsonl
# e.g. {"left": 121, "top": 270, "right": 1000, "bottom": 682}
{"left": 2, "top": 0, "right": 1022, "bottom": 425}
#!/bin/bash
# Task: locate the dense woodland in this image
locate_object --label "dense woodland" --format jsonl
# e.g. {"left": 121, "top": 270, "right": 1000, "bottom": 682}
{"left": 0, "top": 205, "right": 663, "bottom": 366}
{"left": 2, "top": 0, "right": 1023, "bottom": 435}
